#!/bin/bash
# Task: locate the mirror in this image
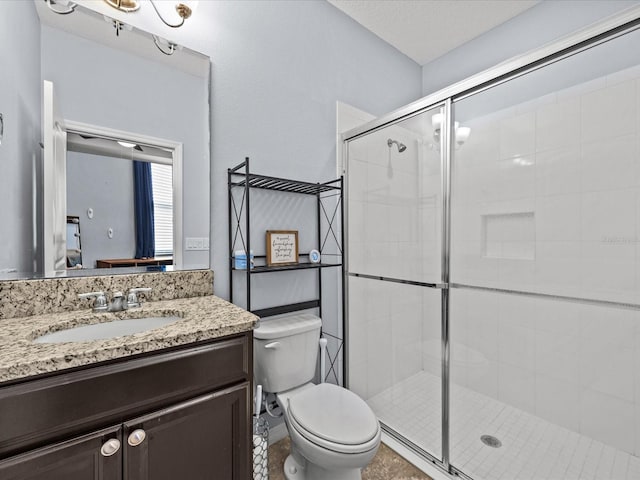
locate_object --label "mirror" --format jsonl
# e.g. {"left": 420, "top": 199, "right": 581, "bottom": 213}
{"left": 0, "top": 1, "right": 210, "bottom": 279}
{"left": 65, "top": 126, "right": 179, "bottom": 271}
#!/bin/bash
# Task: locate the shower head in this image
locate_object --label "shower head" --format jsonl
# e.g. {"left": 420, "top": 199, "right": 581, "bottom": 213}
{"left": 387, "top": 138, "right": 406, "bottom": 153}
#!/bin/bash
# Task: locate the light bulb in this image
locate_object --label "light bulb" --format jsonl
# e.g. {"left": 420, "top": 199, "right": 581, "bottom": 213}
{"left": 455, "top": 126, "right": 471, "bottom": 145}
{"left": 431, "top": 113, "right": 442, "bottom": 130}
{"left": 176, "top": 0, "right": 199, "bottom": 19}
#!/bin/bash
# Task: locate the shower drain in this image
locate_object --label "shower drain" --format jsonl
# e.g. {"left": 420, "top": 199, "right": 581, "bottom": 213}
{"left": 480, "top": 435, "right": 502, "bottom": 448}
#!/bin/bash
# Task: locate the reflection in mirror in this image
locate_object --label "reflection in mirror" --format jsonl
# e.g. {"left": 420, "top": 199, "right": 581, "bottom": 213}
{"left": 65, "top": 129, "right": 177, "bottom": 270}
{"left": 0, "top": 1, "right": 210, "bottom": 280}
{"left": 66, "top": 216, "right": 82, "bottom": 268}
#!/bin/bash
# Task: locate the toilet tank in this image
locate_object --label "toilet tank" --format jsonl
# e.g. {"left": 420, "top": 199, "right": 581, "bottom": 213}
{"left": 253, "top": 313, "right": 321, "bottom": 393}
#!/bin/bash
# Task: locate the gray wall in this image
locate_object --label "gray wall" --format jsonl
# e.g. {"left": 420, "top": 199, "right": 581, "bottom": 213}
{"left": 195, "top": 0, "right": 423, "bottom": 300}
{"left": 66, "top": 152, "right": 136, "bottom": 268}
{"left": 40, "top": 25, "right": 210, "bottom": 270}
{"left": 0, "top": 1, "right": 41, "bottom": 273}
{"left": 422, "top": 0, "right": 640, "bottom": 96}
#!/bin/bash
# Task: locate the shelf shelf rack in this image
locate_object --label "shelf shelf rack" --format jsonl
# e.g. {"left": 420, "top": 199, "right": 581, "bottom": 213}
{"left": 228, "top": 157, "right": 345, "bottom": 383}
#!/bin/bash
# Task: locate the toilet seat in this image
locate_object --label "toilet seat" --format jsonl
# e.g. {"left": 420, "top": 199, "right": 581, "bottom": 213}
{"left": 286, "top": 383, "right": 380, "bottom": 455}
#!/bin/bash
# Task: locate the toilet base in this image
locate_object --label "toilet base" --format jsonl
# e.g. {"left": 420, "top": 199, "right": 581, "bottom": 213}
{"left": 283, "top": 454, "right": 363, "bottom": 480}
{"left": 283, "top": 454, "right": 305, "bottom": 480}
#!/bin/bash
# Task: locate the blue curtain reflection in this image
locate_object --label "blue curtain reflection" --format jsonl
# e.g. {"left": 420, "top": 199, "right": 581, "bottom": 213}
{"left": 133, "top": 161, "right": 155, "bottom": 258}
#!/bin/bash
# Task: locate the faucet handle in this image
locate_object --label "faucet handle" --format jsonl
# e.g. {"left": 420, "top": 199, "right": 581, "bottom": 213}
{"left": 78, "top": 291, "right": 108, "bottom": 312}
{"left": 127, "top": 287, "right": 152, "bottom": 308}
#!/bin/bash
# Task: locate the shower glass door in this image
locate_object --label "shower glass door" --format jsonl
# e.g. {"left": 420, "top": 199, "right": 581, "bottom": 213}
{"left": 449, "top": 26, "right": 640, "bottom": 480}
{"left": 346, "top": 107, "right": 445, "bottom": 461}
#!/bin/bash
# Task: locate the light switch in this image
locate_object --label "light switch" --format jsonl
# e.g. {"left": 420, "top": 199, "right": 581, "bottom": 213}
{"left": 185, "top": 237, "right": 209, "bottom": 251}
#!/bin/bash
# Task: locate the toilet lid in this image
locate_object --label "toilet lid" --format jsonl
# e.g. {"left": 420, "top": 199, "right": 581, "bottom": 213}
{"left": 288, "top": 383, "right": 379, "bottom": 446}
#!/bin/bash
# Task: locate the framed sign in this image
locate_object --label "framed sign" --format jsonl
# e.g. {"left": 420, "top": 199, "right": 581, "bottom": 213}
{"left": 266, "top": 230, "right": 299, "bottom": 266}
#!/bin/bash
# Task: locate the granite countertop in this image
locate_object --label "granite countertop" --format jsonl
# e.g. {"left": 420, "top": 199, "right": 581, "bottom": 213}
{"left": 0, "top": 295, "right": 258, "bottom": 384}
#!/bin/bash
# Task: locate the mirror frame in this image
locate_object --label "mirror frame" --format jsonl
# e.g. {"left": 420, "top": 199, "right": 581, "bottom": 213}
{"left": 60, "top": 119, "right": 184, "bottom": 271}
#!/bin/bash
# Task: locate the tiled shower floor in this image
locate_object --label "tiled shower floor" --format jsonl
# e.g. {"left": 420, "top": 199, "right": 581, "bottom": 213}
{"left": 367, "top": 371, "right": 640, "bottom": 480}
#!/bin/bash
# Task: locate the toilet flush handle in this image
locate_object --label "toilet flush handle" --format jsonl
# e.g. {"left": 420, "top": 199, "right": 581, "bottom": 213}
{"left": 264, "top": 341, "right": 281, "bottom": 349}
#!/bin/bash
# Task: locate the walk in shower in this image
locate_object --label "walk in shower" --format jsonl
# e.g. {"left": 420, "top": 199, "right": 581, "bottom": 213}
{"left": 344, "top": 11, "right": 640, "bottom": 480}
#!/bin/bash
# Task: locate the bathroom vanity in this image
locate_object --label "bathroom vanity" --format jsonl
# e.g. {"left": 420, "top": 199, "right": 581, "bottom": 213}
{"left": 0, "top": 271, "right": 258, "bottom": 479}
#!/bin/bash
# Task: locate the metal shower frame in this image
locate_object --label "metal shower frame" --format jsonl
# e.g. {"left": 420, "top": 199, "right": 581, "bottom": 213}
{"left": 341, "top": 7, "right": 640, "bottom": 479}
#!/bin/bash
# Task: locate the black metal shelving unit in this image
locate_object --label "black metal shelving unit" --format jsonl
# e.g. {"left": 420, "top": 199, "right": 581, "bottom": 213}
{"left": 228, "top": 157, "right": 344, "bottom": 316}
{"left": 228, "top": 157, "right": 345, "bottom": 382}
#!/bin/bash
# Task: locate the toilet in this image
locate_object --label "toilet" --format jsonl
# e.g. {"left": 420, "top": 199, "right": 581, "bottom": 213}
{"left": 254, "top": 313, "right": 381, "bottom": 480}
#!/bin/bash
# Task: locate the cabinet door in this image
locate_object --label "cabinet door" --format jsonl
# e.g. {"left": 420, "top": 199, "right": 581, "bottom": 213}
{"left": 124, "top": 382, "right": 250, "bottom": 480}
{"left": 0, "top": 426, "right": 122, "bottom": 480}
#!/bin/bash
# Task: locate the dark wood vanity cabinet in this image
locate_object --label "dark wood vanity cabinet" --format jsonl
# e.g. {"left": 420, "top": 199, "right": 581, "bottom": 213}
{"left": 0, "top": 332, "right": 253, "bottom": 480}
{"left": 124, "top": 384, "right": 249, "bottom": 480}
{"left": 0, "top": 426, "right": 123, "bottom": 480}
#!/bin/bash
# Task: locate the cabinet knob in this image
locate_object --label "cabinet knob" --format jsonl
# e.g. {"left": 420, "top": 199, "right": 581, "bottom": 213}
{"left": 100, "top": 438, "right": 121, "bottom": 457}
{"left": 128, "top": 429, "right": 147, "bottom": 447}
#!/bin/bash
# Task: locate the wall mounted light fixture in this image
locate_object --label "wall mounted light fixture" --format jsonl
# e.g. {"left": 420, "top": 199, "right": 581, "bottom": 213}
{"left": 431, "top": 113, "right": 471, "bottom": 148}
{"left": 44, "top": 0, "right": 76, "bottom": 15}
{"left": 103, "top": 0, "right": 197, "bottom": 54}
{"left": 43, "top": 0, "right": 197, "bottom": 56}
{"left": 104, "top": 0, "right": 198, "bottom": 28}
{"left": 103, "top": 0, "right": 140, "bottom": 13}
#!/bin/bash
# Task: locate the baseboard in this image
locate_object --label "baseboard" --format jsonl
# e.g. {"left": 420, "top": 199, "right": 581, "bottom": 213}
{"left": 268, "top": 422, "right": 288, "bottom": 445}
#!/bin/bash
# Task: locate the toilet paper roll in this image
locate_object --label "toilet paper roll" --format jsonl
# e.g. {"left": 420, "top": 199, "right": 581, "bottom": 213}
{"left": 253, "top": 434, "right": 268, "bottom": 480}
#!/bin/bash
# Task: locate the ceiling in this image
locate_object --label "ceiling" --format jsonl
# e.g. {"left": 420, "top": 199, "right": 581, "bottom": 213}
{"left": 328, "top": 0, "right": 540, "bottom": 66}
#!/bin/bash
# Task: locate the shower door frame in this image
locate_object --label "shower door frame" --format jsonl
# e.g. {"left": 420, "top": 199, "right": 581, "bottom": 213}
{"left": 342, "top": 6, "right": 640, "bottom": 478}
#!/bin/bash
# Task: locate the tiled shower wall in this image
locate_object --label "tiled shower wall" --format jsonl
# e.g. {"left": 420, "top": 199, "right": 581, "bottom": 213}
{"left": 449, "top": 63, "right": 640, "bottom": 456}
{"left": 348, "top": 114, "right": 443, "bottom": 400}
{"left": 451, "top": 64, "right": 640, "bottom": 302}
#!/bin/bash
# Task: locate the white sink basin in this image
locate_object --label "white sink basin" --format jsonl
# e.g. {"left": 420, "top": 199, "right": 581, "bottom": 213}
{"left": 33, "top": 316, "right": 181, "bottom": 343}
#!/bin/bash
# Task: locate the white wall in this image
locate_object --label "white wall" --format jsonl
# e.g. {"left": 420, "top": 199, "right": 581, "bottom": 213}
{"left": 0, "top": 1, "right": 41, "bottom": 273}
{"left": 422, "top": 0, "right": 640, "bottom": 96}
{"left": 66, "top": 151, "right": 136, "bottom": 268}
{"left": 40, "top": 25, "right": 210, "bottom": 270}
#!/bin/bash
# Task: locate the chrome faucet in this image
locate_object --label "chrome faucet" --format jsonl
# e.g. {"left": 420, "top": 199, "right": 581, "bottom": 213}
{"left": 108, "top": 291, "right": 128, "bottom": 312}
{"left": 78, "top": 287, "right": 152, "bottom": 313}
{"left": 126, "top": 287, "right": 152, "bottom": 308}
{"left": 78, "top": 291, "right": 108, "bottom": 312}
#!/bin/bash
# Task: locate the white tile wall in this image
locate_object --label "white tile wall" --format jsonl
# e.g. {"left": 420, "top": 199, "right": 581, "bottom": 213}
{"left": 581, "top": 80, "right": 636, "bottom": 141}
{"left": 581, "top": 135, "right": 638, "bottom": 192}
{"left": 499, "top": 111, "right": 536, "bottom": 160}
{"left": 348, "top": 276, "right": 440, "bottom": 401}
{"left": 534, "top": 145, "right": 581, "bottom": 197}
{"left": 535, "top": 97, "right": 580, "bottom": 153}
{"left": 452, "top": 64, "right": 640, "bottom": 305}
{"left": 453, "top": 288, "right": 640, "bottom": 457}
{"left": 347, "top": 110, "right": 442, "bottom": 284}
{"left": 579, "top": 389, "right": 635, "bottom": 453}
